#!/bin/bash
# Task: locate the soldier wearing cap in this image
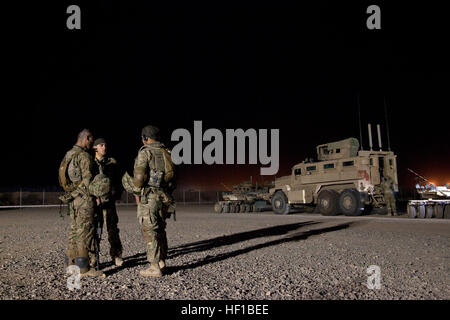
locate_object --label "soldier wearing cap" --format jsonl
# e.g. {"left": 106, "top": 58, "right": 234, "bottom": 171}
{"left": 92, "top": 138, "right": 124, "bottom": 267}
{"left": 131, "top": 125, "right": 175, "bottom": 277}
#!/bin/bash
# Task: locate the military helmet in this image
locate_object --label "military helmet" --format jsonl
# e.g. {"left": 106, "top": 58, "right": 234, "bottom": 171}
{"left": 122, "top": 172, "right": 141, "bottom": 194}
{"left": 141, "top": 125, "right": 160, "bottom": 140}
{"left": 89, "top": 173, "right": 111, "bottom": 197}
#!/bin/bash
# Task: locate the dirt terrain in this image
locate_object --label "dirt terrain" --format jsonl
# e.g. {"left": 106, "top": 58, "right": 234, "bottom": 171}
{"left": 0, "top": 205, "right": 448, "bottom": 300}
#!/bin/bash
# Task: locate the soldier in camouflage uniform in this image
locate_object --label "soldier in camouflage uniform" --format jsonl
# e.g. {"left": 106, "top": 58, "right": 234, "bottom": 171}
{"left": 381, "top": 176, "right": 397, "bottom": 216}
{"left": 64, "top": 129, "right": 105, "bottom": 277}
{"left": 133, "top": 125, "right": 174, "bottom": 277}
{"left": 93, "top": 138, "right": 124, "bottom": 267}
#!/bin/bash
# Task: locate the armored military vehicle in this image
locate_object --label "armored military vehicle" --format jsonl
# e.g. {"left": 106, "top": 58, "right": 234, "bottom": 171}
{"left": 270, "top": 137, "right": 398, "bottom": 216}
{"left": 406, "top": 169, "right": 450, "bottom": 219}
{"left": 214, "top": 180, "right": 273, "bottom": 213}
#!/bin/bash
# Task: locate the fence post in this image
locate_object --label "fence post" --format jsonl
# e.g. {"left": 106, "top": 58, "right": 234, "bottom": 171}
{"left": 43, "top": 188, "right": 45, "bottom": 205}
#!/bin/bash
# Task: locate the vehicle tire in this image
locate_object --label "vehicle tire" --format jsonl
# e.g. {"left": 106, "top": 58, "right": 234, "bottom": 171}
{"left": 425, "top": 205, "right": 434, "bottom": 219}
{"left": 222, "top": 204, "right": 230, "bottom": 213}
{"left": 408, "top": 205, "right": 417, "bottom": 218}
{"left": 271, "top": 191, "right": 290, "bottom": 215}
{"left": 444, "top": 205, "right": 450, "bottom": 219}
{"left": 417, "top": 205, "right": 426, "bottom": 219}
{"left": 434, "top": 205, "right": 444, "bottom": 219}
{"left": 338, "top": 189, "right": 362, "bottom": 216}
{"left": 317, "top": 189, "right": 339, "bottom": 216}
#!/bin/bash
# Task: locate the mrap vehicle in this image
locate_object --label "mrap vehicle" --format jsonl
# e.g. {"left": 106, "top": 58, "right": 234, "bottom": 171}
{"left": 270, "top": 137, "right": 398, "bottom": 216}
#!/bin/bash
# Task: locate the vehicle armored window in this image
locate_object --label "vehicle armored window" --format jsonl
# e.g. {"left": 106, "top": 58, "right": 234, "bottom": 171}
{"left": 324, "top": 163, "right": 335, "bottom": 169}
{"left": 343, "top": 160, "right": 354, "bottom": 167}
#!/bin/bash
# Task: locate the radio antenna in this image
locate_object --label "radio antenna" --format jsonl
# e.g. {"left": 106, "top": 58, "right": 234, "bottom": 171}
{"left": 357, "top": 93, "right": 364, "bottom": 150}
{"left": 383, "top": 96, "right": 392, "bottom": 151}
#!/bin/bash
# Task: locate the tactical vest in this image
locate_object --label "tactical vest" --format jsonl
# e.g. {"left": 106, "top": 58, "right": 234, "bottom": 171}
{"left": 141, "top": 143, "right": 175, "bottom": 189}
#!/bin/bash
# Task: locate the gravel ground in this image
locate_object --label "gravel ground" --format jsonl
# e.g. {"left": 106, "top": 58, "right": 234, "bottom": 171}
{"left": 0, "top": 204, "right": 449, "bottom": 300}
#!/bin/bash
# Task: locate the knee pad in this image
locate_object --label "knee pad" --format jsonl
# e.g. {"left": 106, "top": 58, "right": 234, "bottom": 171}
{"left": 75, "top": 257, "right": 90, "bottom": 273}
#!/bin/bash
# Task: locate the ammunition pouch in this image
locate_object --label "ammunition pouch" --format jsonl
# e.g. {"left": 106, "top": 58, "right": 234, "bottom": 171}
{"left": 59, "top": 192, "right": 74, "bottom": 204}
{"left": 148, "top": 169, "right": 164, "bottom": 188}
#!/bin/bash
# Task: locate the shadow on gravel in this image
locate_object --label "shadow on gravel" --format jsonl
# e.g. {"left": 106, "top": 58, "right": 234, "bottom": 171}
{"left": 104, "top": 221, "right": 352, "bottom": 276}
{"left": 104, "top": 222, "right": 319, "bottom": 276}
{"left": 168, "top": 221, "right": 319, "bottom": 259}
{"left": 164, "top": 222, "right": 353, "bottom": 274}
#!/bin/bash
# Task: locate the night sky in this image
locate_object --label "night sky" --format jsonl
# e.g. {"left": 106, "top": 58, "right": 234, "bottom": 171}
{"left": 4, "top": 1, "right": 449, "bottom": 190}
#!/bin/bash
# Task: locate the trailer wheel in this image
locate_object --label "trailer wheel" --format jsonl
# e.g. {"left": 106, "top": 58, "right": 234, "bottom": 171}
{"left": 435, "top": 205, "right": 444, "bottom": 219}
{"left": 417, "top": 205, "right": 426, "bottom": 219}
{"left": 222, "top": 204, "right": 230, "bottom": 213}
{"left": 318, "top": 189, "right": 339, "bottom": 216}
{"left": 339, "top": 189, "right": 362, "bottom": 216}
{"left": 408, "top": 205, "right": 417, "bottom": 218}
{"left": 272, "top": 191, "right": 290, "bottom": 214}
{"left": 444, "top": 205, "right": 450, "bottom": 219}
{"left": 426, "top": 205, "right": 434, "bottom": 219}
{"left": 214, "top": 203, "right": 223, "bottom": 213}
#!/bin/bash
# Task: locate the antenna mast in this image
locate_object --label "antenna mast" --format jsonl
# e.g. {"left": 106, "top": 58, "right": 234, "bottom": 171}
{"left": 383, "top": 96, "right": 392, "bottom": 151}
{"left": 357, "top": 93, "right": 364, "bottom": 150}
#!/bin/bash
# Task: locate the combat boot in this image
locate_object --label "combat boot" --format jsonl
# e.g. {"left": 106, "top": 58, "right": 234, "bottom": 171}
{"left": 80, "top": 268, "right": 106, "bottom": 278}
{"left": 114, "top": 256, "right": 124, "bottom": 267}
{"left": 139, "top": 264, "right": 162, "bottom": 277}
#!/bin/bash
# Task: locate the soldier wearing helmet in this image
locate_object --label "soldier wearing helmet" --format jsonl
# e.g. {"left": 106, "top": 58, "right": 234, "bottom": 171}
{"left": 130, "top": 125, "right": 175, "bottom": 277}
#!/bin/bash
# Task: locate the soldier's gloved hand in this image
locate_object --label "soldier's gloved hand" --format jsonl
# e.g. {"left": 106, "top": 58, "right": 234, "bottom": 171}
{"left": 134, "top": 195, "right": 140, "bottom": 204}
{"left": 96, "top": 198, "right": 101, "bottom": 206}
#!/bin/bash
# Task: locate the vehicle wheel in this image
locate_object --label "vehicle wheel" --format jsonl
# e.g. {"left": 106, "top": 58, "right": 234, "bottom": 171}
{"left": 444, "top": 205, "right": 450, "bottom": 219}
{"left": 214, "top": 203, "right": 222, "bottom": 213}
{"left": 271, "top": 191, "right": 290, "bottom": 214}
{"left": 408, "top": 205, "right": 417, "bottom": 218}
{"left": 222, "top": 204, "right": 230, "bottom": 213}
{"left": 338, "top": 189, "right": 362, "bottom": 216}
{"left": 417, "top": 205, "right": 426, "bottom": 219}
{"left": 425, "top": 205, "right": 434, "bottom": 218}
{"left": 434, "top": 205, "right": 444, "bottom": 219}
{"left": 317, "top": 189, "right": 339, "bottom": 216}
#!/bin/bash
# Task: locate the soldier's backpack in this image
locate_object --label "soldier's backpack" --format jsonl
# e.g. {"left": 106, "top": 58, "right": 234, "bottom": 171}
{"left": 145, "top": 144, "right": 176, "bottom": 186}
{"left": 58, "top": 149, "right": 83, "bottom": 192}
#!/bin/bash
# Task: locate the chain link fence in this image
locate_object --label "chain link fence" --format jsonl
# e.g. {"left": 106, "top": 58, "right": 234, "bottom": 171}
{"left": 0, "top": 187, "right": 224, "bottom": 209}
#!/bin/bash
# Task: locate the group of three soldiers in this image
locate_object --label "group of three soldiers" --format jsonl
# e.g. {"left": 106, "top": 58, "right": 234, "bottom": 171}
{"left": 62, "top": 125, "right": 174, "bottom": 278}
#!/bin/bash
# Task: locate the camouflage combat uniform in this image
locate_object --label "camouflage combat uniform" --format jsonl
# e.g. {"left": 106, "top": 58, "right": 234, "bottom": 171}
{"left": 381, "top": 177, "right": 397, "bottom": 216}
{"left": 65, "top": 145, "right": 97, "bottom": 270}
{"left": 133, "top": 142, "right": 171, "bottom": 269}
{"left": 93, "top": 156, "right": 123, "bottom": 261}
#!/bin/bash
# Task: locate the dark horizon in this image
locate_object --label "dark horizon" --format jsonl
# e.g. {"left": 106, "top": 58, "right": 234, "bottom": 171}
{"left": 4, "top": 1, "right": 449, "bottom": 190}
